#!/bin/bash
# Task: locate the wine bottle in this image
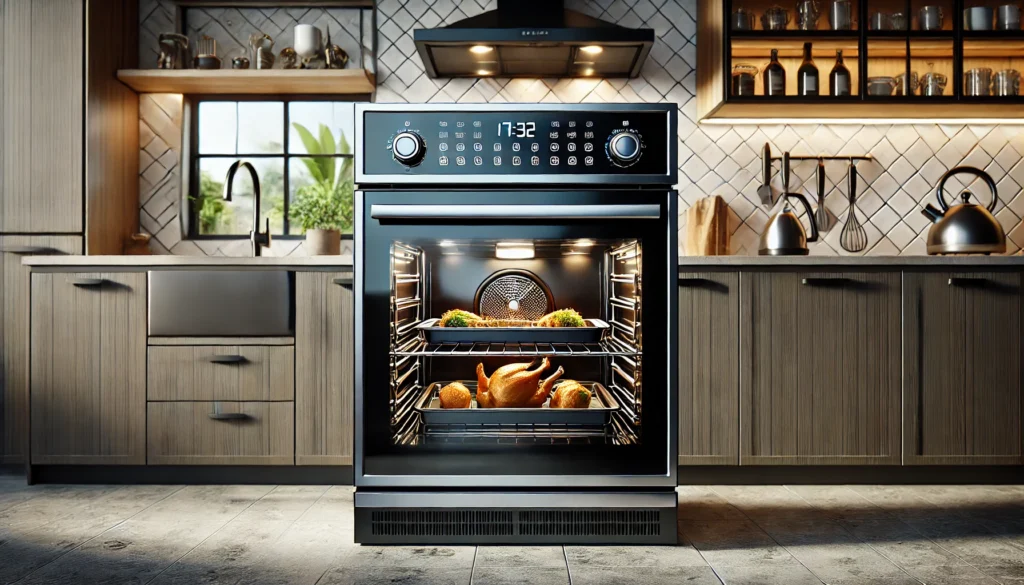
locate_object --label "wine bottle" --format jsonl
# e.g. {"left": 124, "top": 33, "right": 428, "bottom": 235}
{"left": 797, "top": 42, "right": 819, "bottom": 96}
{"left": 830, "top": 49, "right": 851, "bottom": 96}
{"left": 764, "top": 48, "right": 786, "bottom": 97}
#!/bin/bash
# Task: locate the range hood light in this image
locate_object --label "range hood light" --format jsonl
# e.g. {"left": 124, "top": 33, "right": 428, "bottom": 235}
{"left": 580, "top": 45, "right": 603, "bottom": 55}
{"left": 582, "top": 68, "right": 595, "bottom": 76}
{"left": 496, "top": 241, "right": 535, "bottom": 260}
{"left": 477, "top": 69, "right": 493, "bottom": 76}
{"left": 469, "top": 45, "right": 494, "bottom": 54}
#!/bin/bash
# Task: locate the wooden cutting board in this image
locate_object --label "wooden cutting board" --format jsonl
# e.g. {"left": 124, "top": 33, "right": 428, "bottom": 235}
{"left": 683, "top": 195, "right": 730, "bottom": 256}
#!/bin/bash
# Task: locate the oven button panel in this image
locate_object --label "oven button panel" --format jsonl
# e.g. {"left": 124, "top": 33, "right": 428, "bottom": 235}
{"left": 363, "top": 110, "right": 671, "bottom": 177}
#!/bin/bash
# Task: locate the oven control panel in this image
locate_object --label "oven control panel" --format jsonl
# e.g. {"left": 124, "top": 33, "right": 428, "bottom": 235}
{"left": 358, "top": 107, "right": 675, "bottom": 182}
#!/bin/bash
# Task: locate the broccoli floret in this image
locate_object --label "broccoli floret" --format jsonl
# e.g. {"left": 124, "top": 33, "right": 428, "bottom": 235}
{"left": 547, "top": 308, "right": 585, "bottom": 327}
{"left": 439, "top": 309, "right": 480, "bottom": 327}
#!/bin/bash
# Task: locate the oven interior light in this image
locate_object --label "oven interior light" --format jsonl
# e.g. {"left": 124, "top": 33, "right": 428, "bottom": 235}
{"left": 495, "top": 241, "right": 535, "bottom": 259}
{"left": 580, "top": 45, "right": 604, "bottom": 55}
{"left": 470, "top": 45, "right": 494, "bottom": 54}
{"left": 575, "top": 239, "right": 595, "bottom": 247}
{"left": 439, "top": 240, "right": 456, "bottom": 247}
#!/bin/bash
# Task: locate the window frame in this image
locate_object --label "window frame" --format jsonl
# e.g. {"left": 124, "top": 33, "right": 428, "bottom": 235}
{"left": 185, "top": 95, "right": 357, "bottom": 240}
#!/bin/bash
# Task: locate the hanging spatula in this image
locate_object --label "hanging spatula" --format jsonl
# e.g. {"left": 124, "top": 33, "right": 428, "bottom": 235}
{"left": 813, "top": 158, "right": 838, "bottom": 233}
{"left": 757, "top": 143, "right": 774, "bottom": 206}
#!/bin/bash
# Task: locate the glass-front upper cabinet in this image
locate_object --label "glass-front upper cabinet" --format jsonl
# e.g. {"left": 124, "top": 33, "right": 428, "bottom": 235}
{"left": 721, "top": 0, "right": 1022, "bottom": 103}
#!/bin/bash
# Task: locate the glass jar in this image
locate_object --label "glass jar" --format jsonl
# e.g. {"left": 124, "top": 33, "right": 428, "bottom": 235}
{"left": 732, "top": 64, "right": 759, "bottom": 96}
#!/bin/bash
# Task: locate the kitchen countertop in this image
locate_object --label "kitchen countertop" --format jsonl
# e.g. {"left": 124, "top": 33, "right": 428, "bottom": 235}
{"left": 22, "top": 254, "right": 1024, "bottom": 270}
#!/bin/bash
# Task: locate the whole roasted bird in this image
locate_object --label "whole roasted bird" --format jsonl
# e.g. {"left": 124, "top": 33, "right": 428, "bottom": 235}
{"left": 475, "top": 357, "right": 564, "bottom": 408}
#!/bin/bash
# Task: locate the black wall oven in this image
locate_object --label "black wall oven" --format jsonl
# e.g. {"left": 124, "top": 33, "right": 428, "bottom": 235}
{"left": 354, "top": 104, "right": 678, "bottom": 544}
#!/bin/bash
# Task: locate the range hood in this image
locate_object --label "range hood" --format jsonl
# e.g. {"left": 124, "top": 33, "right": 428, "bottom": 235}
{"left": 413, "top": 0, "right": 654, "bottom": 79}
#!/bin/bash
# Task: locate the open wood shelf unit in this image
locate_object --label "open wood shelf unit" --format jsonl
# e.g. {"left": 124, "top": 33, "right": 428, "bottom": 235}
{"left": 699, "top": 0, "right": 1024, "bottom": 121}
{"left": 116, "top": 68, "right": 377, "bottom": 95}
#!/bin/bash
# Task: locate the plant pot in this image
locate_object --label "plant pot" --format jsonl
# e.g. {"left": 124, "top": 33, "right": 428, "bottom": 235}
{"left": 305, "top": 229, "right": 341, "bottom": 255}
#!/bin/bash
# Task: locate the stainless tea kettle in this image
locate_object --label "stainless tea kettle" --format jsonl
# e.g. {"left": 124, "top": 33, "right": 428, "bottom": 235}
{"left": 921, "top": 166, "right": 1006, "bottom": 255}
{"left": 759, "top": 153, "right": 820, "bottom": 255}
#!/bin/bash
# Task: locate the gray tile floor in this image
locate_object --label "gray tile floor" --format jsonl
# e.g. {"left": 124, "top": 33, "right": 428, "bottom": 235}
{"left": 1, "top": 472, "right": 1023, "bottom": 584}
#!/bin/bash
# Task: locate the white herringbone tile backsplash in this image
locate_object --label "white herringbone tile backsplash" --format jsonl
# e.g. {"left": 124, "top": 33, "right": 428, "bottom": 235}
{"left": 138, "top": 0, "right": 1024, "bottom": 256}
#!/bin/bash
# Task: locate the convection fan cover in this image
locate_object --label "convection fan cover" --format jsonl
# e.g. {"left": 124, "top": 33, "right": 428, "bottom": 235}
{"left": 474, "top": 269, "right": 553, "bottom": 321}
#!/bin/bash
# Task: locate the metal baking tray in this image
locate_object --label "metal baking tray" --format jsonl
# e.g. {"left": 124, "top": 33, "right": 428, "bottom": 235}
{"left": 414, "top": 381, "right": 619, "bottom": 426}
{"left": 415, "top": 318, "right": 610, "bottom": 344}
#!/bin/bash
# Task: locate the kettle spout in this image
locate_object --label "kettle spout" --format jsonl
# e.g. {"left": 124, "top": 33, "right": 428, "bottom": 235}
{"left": 921, "top": 204, "right": 944, "bottom": 224}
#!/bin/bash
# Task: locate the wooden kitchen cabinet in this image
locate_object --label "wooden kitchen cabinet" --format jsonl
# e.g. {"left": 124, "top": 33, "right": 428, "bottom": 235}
{"left": 904, "top": 272, "right": 1023, "bottom": 465}
{"left": 740, "top": 272, "right": 902, "bottom": 465}
{"left": 678, "top": 273, "right": 739, "bottom": 465}
{"left": 147, "top": 345, "right": 295, "bottom": 402}
{"left": 295, "top": 272, "right": 355, "bottom": 465}
{"left": 147, "top": 401, "right": 294, "bottom": 465}
{"left": 1, "top": 0, "right": 84, "bottom": 233}
{"left": 30, "top": 272, "right": 146, "bottom": 464}
{"left": 0, "top": 237, "right": 81, "bottom": 464}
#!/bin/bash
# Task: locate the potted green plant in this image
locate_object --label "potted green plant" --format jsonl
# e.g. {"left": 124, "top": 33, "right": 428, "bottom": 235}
{"left": 290, "top": 122, "right": 354, "bottom": 255}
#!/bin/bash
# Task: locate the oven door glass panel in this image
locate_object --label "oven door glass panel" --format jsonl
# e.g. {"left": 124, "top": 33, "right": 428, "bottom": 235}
{"left": 357, "top": 190, "right": 675, "bottom": 484}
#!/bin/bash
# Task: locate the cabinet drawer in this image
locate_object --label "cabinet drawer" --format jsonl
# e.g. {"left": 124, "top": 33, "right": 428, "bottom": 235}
{"left": 147, "top": 346, "right": 294, "bottom": 401}
{"left": 147, "top": 402, "right": 294, "bottom": 465}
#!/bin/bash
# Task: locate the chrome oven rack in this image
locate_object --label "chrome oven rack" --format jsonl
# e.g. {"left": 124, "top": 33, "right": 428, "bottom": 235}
{"left": 607, "top": 241, "right": 642, "bottom": 444}
{"left": 390, "top": 242, "right": 426, "bottom": 445}
{"left": 390, "top": 338, "right": 641, "bottom": 357}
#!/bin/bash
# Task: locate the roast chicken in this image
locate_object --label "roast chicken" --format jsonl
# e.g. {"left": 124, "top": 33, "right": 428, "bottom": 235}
{"left": 475, "top": 358, "right": 564, "bottom": 408}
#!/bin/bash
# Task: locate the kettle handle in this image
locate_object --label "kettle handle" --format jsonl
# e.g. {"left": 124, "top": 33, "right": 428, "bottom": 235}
{"left": 786, "top": 192, "right": 820, "bottom": 243}
{"left": 936, "top": 166, "right": 998, "bottom": 212}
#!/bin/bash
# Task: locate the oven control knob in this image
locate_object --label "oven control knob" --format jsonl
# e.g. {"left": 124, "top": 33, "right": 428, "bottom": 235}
{"left": 607, "top": 130, "right": 643, "bottom": 167}
{"left": 392, "top": 131, "right": 425, "bottom": 166}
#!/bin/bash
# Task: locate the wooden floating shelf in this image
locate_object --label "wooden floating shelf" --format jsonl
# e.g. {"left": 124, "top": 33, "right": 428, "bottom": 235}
{"left": 704, "top": 101, "right": 1024, "bottom": 121}
{"left": 116, "top": 68, "right": 376, "bottom": 95}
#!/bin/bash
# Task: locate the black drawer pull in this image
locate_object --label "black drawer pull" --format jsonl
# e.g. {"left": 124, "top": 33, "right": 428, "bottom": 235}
{"left": 70, "top": 277, "right": 105, "bottom": 288}
{"left": 802, "top": 277, "right": 853, "bottom": 286}
{"left": 207, "top": 355, "right": 247, "bottom": 364}
{"left": 948, "top": 277, "right": 987, "bottom": 286}
{"left": 332, "top": 276, "right": 353, "bottom": 287}
{"left": 208, "top": 412, "right": 250, "bottom": 421}
{"left": 1, "top": 245, "right": 58, "bottom": 255}
{"left": 678, "top": 277, "right": 728, "bottom": 292}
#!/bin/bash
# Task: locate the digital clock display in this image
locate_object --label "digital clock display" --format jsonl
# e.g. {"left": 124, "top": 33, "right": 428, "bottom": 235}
{"left": 498, "top": 121, "right": 536, "bottom": 138}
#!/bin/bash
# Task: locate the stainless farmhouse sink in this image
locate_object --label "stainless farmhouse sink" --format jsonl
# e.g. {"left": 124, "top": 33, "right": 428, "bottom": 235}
{"left": 148, "top": 270, "right": 294, "bottom": 336}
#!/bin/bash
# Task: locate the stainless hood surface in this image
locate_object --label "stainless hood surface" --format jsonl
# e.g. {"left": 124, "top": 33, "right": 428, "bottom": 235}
{"left": 413, "top": 0, "right": 654, "bottom": 78}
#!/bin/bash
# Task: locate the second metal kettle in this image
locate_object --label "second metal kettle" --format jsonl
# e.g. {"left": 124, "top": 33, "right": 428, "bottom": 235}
{"left": 759, "top": 153, "right": 820, "bottom": 255}
{"left": 922, "top": 166, "right": 1006, "bottom": 255}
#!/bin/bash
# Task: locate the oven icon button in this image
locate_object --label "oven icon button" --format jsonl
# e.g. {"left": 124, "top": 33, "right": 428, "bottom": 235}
{"left": 584, "top": 142, "right": 594, "bottom": 152}
{"left": 585, "top": 156, "right": 594, "bottom": 166}
{"left": 473, "top": 156, "right": 483, "bottom": 166}
{"left": 550, "top": 156, "right": 560, "bottom": 165}
{"left": 567, "top": 143, "right": 576, "bottom": 152}
{"left": 493, "top": 143, "right": 501, "bottom": 152}
{"left": 474, "top": 143, "right": 483, "bottom": 152}
{"left": 456, "top": 156, "right": 466, "bottom": 166}
{"left": 531, "top": 156, "right": 540, "bottom": 166}
{"left": 512, "top": 143, "right": 521, "bottom": 152}
{"left": 439, "top": 156, "right": 449, "bottom": 166}
{"left": 550, "top": 143, "right": 559, "bottom": 152}
{"left": 438, "top": 143, "right": 448, "bottom": 152}
{"left": 512, "top": 156, "right": 522, "bottom": 166}
{"left": 493, "top": 156, "right": 502, "bottom": 165}
{"left": 456, "top": 143, "right": 465, "bottom": 152}
{"left": 568, "top": 156, "right": 577, "bottom": 166}
{"left": 531, "top": 143, "right": 540, "bottom": 152}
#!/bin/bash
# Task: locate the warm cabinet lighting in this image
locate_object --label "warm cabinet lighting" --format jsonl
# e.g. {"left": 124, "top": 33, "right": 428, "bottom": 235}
{"left": 580, "top": 45, "right": 604, "bottom": 55}
{"left": 477, "top": 69, "right": 493, "bottom": 76}
{"left": 470, "top": 45, "right": 494, "bottom": 54}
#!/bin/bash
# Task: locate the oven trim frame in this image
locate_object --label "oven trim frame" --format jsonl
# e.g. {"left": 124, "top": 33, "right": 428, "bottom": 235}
{"left": 354, "top": 102, "right": 678, "bottom": 185}
{"left": 353, "top": 189, "right": 678, "bottom": 488}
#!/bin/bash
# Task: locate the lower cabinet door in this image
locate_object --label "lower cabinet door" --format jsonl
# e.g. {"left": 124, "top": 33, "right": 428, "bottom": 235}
{"left": 30, "top": 271, "right": 146, "bottom": 464}
{"left": 295, "top": 272, "right": 354, "bottom": 465}
{"left": 1, "top": 236, "right": 81, "bottom": 464}
{"left": 740, "top": 272, "right": 902, "bottom": 465}
{"left": 904, "top": 272, "right": 1022, "bottom": 465}
{"left": 678, "top": 273, "right": 739, "bottom": 465}
{"left": 147, "top": 402, "right": 294, "bottom": 465}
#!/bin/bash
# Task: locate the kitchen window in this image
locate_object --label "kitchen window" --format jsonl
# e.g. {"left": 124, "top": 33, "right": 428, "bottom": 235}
{"left": 187, "top": 98, "right": 355, "bottom": 238}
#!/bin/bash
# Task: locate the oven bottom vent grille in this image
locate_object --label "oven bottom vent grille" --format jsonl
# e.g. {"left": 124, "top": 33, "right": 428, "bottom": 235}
{"left": 518, "top": 509, "right": 661, "bottom": 536}
{"left": 371, "top": 510, "right": 514, "bottom": 537}
{"left": 368, "top": 509, "right": 662, "bottom": 539}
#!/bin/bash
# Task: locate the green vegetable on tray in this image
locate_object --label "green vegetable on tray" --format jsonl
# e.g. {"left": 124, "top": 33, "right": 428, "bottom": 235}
{"left": 536, "top": 308, "right": 586, "bottom": 328}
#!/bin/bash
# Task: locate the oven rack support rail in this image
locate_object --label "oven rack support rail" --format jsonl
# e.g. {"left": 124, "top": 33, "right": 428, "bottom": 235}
{"left": 390, "top": 338, "right": 642, "bottom": 357}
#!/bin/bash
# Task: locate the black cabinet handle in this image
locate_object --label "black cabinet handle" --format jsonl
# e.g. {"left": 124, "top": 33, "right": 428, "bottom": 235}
{"left": 207, "top": 355, "right": 247, "bottom": 364}
{"left": 1, "top": 245, "right": 59, "bottom": 255}
{"left": 678, "top": 277, "right": 728, "bottom": 292}
{"left": 208, "top": 412, "right": 250, "bottom": 421}
{"left": 332, "top": 276, "right": 353, "bottom": 287}
{"left": 802, "top": 277, "right": 853, "bottom": 286}
{"left": 948, "top": 277, "right": 987, "bottom": 286}
{"left": 70, "top": 277, "right": 106, "bottom": 288}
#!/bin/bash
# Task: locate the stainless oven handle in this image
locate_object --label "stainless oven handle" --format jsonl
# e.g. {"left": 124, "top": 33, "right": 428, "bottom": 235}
{"left": 369, "top": 204, "right": 662, "bottom": 220}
